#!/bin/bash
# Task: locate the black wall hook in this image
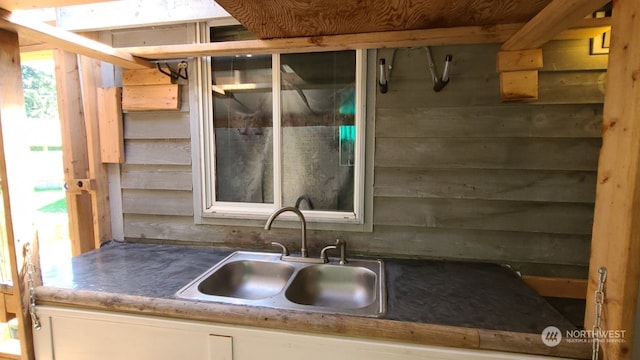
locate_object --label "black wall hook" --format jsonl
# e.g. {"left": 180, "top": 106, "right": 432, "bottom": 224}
{"left": 156, "top": 61, "right": 188, "bottom": 81}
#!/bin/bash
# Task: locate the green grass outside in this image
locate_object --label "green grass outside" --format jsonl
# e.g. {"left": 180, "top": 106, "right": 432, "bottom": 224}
{"left": 37, "top": 197, "right": 67, "bottom": 213}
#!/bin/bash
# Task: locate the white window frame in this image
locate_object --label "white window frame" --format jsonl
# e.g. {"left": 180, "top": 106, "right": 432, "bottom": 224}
{"left": 194, "top": 32, "right": 368, "bottom": 227}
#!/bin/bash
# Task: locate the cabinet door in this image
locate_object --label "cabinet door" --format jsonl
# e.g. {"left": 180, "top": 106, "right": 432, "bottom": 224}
{"left": 33, "top": 308, "right": 232, "bottom": 360}
{"left": 34, "top": 307, "right": 564, "bottom": 360}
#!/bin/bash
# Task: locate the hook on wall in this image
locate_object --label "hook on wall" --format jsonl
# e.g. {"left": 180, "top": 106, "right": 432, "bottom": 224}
{"left": 425, "top": 47, "right": 452, "bottom": 92}
{"left": 156, "top": 60, "right": 188, "bottom": 81}
{"left": 378, "top": 49, "right": 398, "bottom": 94}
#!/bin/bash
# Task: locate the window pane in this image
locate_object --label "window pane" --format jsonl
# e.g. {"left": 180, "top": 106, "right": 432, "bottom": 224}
{"left": 280, "top": 51, "right": 356, "bottom": 212}
{"left": 212, "top": 54, "right": 273, "bottom": 203}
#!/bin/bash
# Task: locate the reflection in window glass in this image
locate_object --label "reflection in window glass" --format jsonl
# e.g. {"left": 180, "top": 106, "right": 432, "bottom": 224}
{"left": 280, "top": 51, "right": 356, "bottom": 212}
{"left": 212, "top": 55, "right": 273, "bottom": 203}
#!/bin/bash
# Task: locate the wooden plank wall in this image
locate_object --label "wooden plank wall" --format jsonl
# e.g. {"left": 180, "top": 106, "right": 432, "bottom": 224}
{"left": 114, "top": 24, "right": 606, "bottom": 278}
{"left": 373, "top": 43, "right": 604, "bottom": 278}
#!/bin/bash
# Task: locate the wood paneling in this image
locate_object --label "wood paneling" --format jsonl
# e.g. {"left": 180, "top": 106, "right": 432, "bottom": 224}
{"left": 123, "top": 215, "right": 590, "bottom": 268}
{"left": 377, "top": 70, "right": 605, "bottom": 107}
{"left": 110, "top": 24, "right": 190, "bottom": 48}
{"left": 121, "top": 165, "right": 192, "bottom": 191}
{"left": 124, "top": 112, "right": 190, "bottom": 140}
{"left": 124, "top": 140, "right": 190, "bottom": 165}
{"left": 214, "top": 0, "right": 551, "bottom": 38}
{"left": 374, "top": 168, "right": 596, "bottom": 203}
{"left": 122, "top": 190, "right": 193, "bottom": 216}
{"left": 375, "top": 138, "right": 600, "bottom": 170}
{"left": 376, "top": 104, "right": 602, "bottom": 138}
{"left": 117, "top": 36, "right": 601, "bottom": 278}
{"left": 374, "top": 197, "right": 594, "bottom": 235}
{"left": 542, "top": 39, "right": 608, "bottom": 71}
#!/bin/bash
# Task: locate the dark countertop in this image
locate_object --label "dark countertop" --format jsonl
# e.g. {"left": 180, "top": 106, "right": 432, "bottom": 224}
{"left": 38, "top": 241, "right": 588, "bottom": 358}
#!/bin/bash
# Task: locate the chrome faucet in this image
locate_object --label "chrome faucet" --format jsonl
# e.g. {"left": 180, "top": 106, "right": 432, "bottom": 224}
{"left": 265, "top": 206, "right": 309, "bottom": 258}
{"left": 265, "top": 206, "right": 339, "bottom": 264}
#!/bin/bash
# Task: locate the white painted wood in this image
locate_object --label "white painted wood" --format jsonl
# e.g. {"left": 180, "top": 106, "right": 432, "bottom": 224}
{"left": 36, "top": 308, "right": 210, "bottom": 360}
{"left": 34, "top": 306, "right": 567, "bottom": 360}
{"left": 56, "top": 0, "right": 233, "bottom": 32}
{"left": 209, "top": 334, "right": 233, "bottom": 360}
{"left": 33, "top": 313, "right": 53, "bottom": 360}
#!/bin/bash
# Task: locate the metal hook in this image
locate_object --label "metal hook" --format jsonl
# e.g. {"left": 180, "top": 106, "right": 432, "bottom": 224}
{"left": 378, "top": 49, "right": 398, "bottom": 94}
{"left": 424, "top": 47, "right": 452, "bottom": 92}
{"left": 156, "top": 61, "right": 188, "bottom": 81}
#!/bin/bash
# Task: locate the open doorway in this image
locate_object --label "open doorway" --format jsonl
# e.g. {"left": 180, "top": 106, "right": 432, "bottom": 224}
{"left": 19, "top": 50, "right": 72, "bottom": 283}
{"left": 0, "top": 49, "right": 73, "bottom": 356}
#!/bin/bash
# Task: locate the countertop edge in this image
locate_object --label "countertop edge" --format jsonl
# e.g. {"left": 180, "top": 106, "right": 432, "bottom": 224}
{"left": 35, "top": 286, "right": 591, "bottom": 359}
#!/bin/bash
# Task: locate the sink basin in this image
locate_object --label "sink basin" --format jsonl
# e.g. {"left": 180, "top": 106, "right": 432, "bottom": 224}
{"left": 198, "top": 260, "right": 294, "bottom": 300}
{"left": 176, "top": 251, "right": 385, "bottom": 317}
{"left": 285, "top": 265, "right": 377, "bottom": 309}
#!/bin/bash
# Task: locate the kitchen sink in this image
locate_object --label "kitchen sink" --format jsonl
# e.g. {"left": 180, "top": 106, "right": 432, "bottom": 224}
{"left": 197, "top": 260, "right": 295, "bottom": 300}
{"left": 285, "top": 265, "right": 377, "bottom": 309}
{"left": 176, "top": 251, "right": 385, "bottom": 317}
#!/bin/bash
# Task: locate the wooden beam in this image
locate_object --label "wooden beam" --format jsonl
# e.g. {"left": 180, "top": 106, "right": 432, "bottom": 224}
{"left": 79, "top": 54, "right": 113, "bottom": 247}
{"left": 97, "top": 87, "right": 124, "bottom": 164}
{"left": 214, "top": 0, "right": 551, "bottom": 39}
{"left": 0, "top": 28, "right": 36, "bottom": 360}
{"left": 497, "top": 48, "right": 543, "bottom": 72}
{"left": 0, "top": 0, "right": 113, "bottom": 11}
{"left": 497, "top": 49, "right": 543, "bottom": 102}
{"left": 521, "top": 276, "right": 587, "bottom": 299}
{"left": 54, "top": 50, "right": 96, "bottom": 256}
{"left": 502, "top": 0, "right": 610, "bottom": 51}
{"left": 584, "top": 0, "right": 640, "bottom": 357}
{"left": 499, "top": 70, "right": 539, "bottom": 102}
{"left": 122, "top": 20, "right": 612, "bottom": 60}
{"left": 554, "top": 16, "right": 611, "bottom": 41}
{"left": 122, "top": 84, "right": 181, "bottom": 111}
{"left": 0, "top": 8, "right": 152, "bottom": 69}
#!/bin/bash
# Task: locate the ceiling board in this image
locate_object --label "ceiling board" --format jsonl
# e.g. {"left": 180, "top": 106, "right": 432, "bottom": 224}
{"left": 0, "top": 0, "right": 113, "bottom": 11}
{"left": 0, "top": 8, "right": 152, "bottom": 69}
{"left": 214, "top": 0, "right": 553, "bottom": 39}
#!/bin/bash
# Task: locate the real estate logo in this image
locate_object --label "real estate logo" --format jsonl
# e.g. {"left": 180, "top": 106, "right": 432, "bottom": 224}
{"left": 541, "top": 326, "right": 627, "bottom": 347}
{"left": 541, "top": 326, "right": 562, "bottom": 347}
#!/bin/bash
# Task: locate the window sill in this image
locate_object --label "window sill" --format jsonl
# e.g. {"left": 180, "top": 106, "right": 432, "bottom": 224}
{"left": 195, "top": 212, "right": 373, "bottom": 232}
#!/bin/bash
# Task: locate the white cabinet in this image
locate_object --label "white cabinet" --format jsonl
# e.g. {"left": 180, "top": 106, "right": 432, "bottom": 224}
{"left": 33, "top": 306, "right": 563, "bottom": 360}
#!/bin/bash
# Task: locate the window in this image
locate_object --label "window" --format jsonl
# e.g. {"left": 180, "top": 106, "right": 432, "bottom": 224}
{"left": 197, "top": 27, "right": 367, "bottom": 225}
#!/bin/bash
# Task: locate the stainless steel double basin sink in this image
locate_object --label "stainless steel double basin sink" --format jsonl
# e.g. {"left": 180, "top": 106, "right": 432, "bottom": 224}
{"left": 176, "top": 251, "right": 386, "bottom": 317}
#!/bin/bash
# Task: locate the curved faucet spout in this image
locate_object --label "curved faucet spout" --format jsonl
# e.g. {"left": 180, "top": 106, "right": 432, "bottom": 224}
{"left": 264, "top": 207, "right": 308, "bottom": 257}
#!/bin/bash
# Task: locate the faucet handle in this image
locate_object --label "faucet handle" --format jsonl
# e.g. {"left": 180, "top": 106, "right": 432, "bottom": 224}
{"left": 319, "top": 244, "right": 338, "bottom": 263}
{"left": 335, "top": 238, "right": 348, "bottom": 265}
{"left": 271, "top": 242, "right": 289, "bottom": 257}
